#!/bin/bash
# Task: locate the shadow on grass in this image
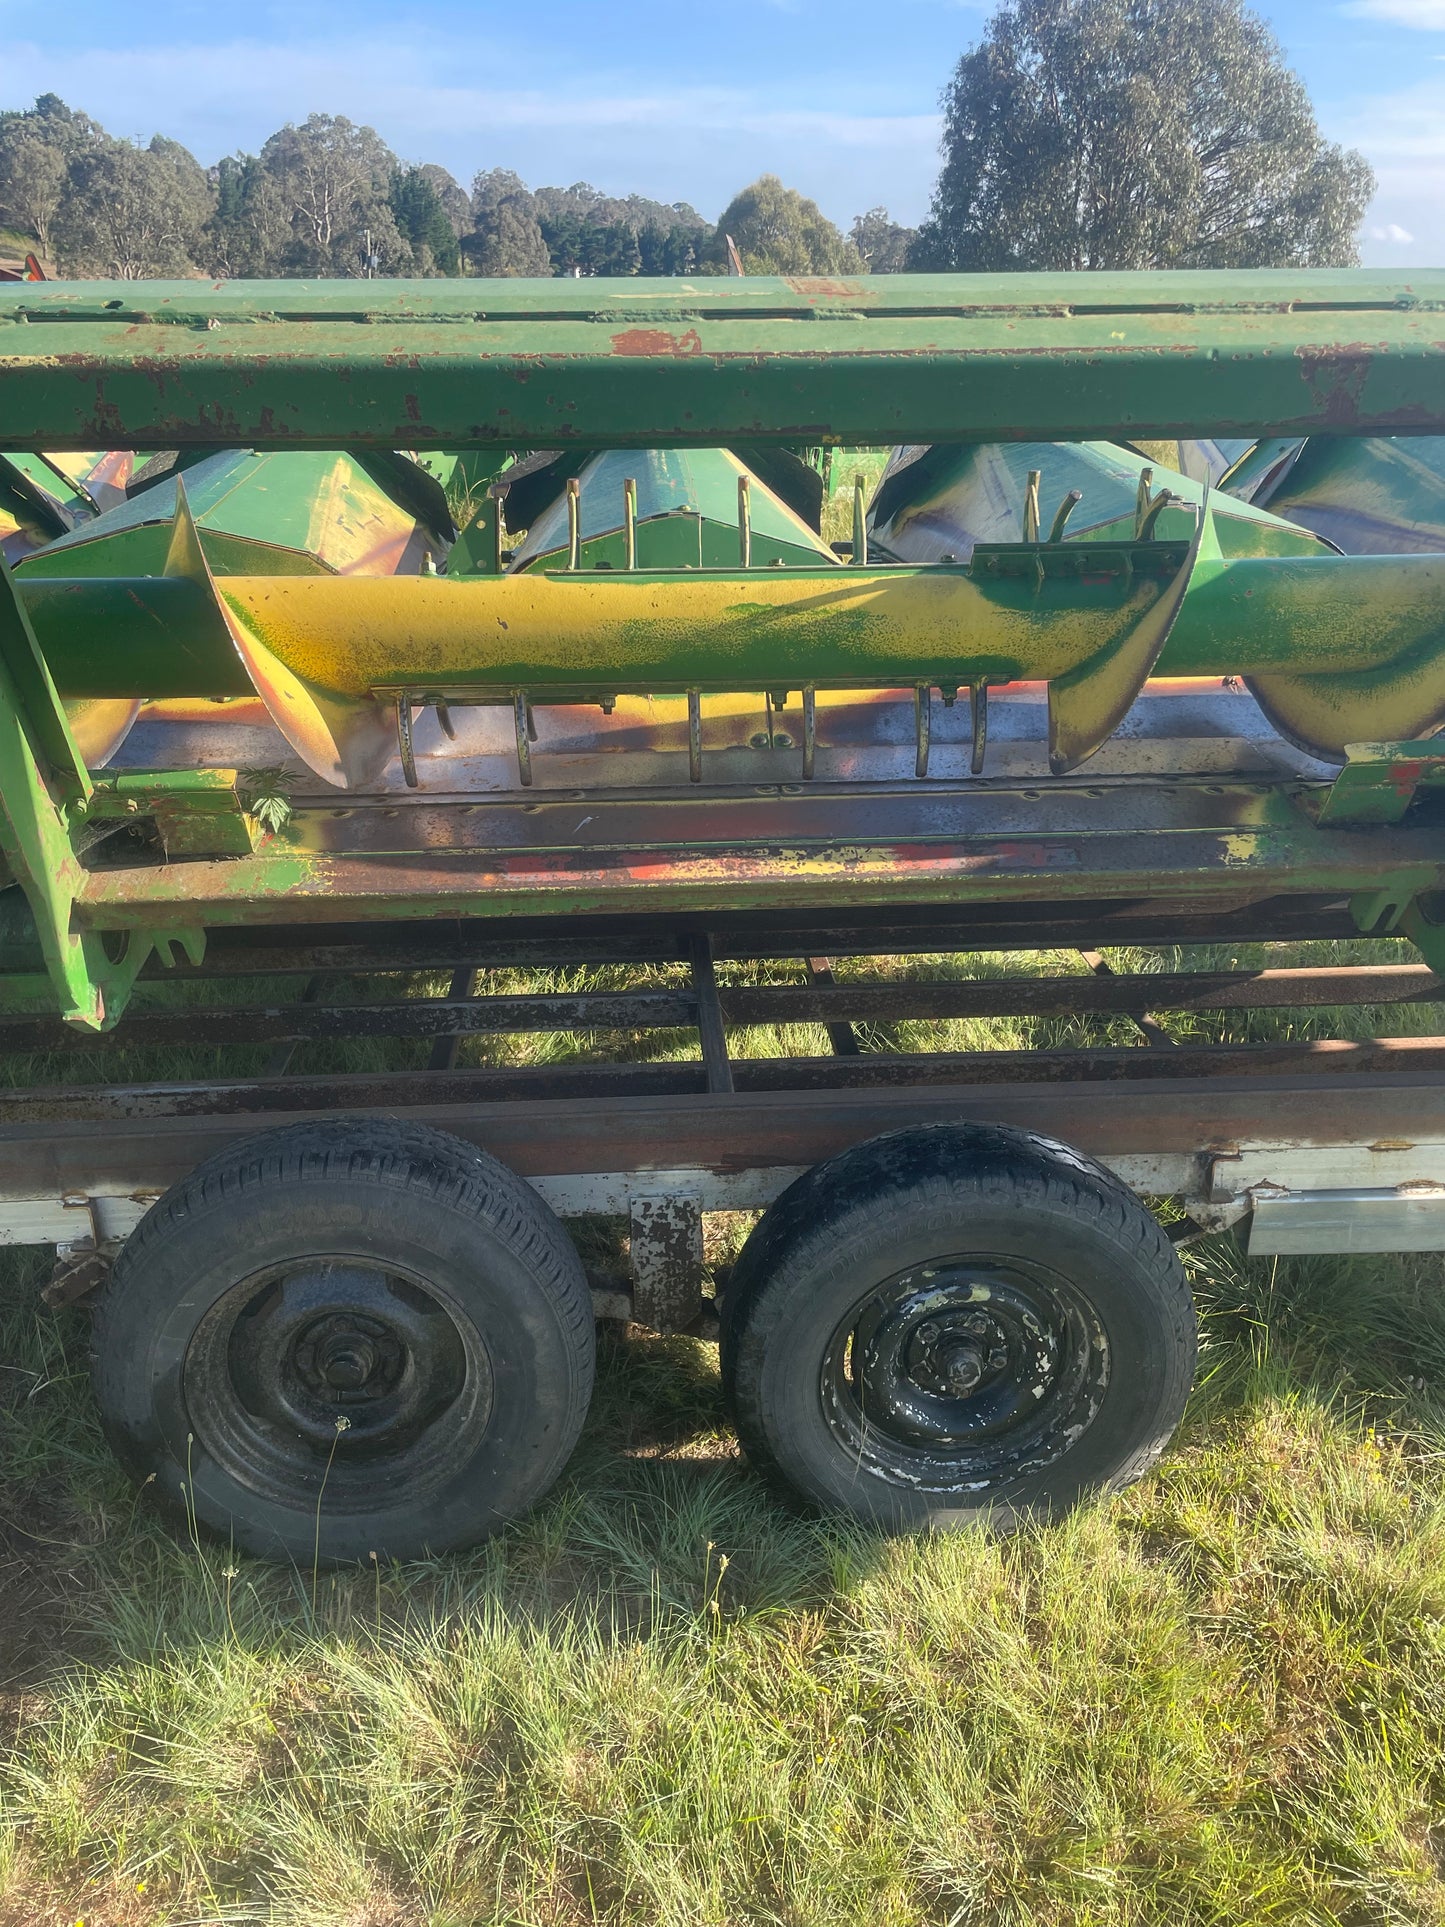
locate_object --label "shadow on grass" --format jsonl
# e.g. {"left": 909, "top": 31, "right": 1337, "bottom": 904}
{"left": 0, "top": 1229, "right": 856, "bottom": 1706}
{"left": 2, "top": 1223, "right": 1443, "bottom": 1691}
{"left": 2, "top": 1228, "right": 1445, "bottom": 1922}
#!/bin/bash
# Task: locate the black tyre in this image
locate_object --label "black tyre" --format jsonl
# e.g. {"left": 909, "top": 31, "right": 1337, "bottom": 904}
{"left": 91, "top": 1120, "right": 595, "bottom": 1562}
{"left": 721, "top": 1122, "right": 1196, "bottom": 1530}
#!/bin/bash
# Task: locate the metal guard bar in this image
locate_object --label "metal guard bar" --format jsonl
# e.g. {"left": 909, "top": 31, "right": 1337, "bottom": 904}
{"left": 2, "top": 271, "right": 1444, "bottom": 448}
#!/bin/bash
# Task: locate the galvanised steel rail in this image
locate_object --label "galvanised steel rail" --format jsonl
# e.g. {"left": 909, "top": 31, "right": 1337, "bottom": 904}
{"left": 2, "top": 271, "right": 1444, "bottom": 449}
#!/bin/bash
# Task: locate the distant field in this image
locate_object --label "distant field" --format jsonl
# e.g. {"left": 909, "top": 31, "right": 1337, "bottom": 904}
{"left": 1, "top": 938, "right": 1444, "bottom": 1926}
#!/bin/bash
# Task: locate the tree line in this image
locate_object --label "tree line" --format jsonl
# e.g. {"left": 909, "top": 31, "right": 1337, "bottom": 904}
{"left": 0, "top": 0, "right": 1374, "bottom": 281}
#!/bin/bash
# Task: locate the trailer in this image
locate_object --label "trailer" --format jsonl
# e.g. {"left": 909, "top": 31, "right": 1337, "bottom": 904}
{"left": 0, "top": 270, "right": 1441, "bottom": 1561}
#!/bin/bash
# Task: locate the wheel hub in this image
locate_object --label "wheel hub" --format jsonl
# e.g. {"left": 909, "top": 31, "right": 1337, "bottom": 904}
{"left": 183, "top": 1256, "right": 491, "bottom": 1511}
{"left": 291, "top": 1312, "right": 403, "bottom": 1400}
{"left": 821, "top": 1255, "right": 1100, "bottom": 1477}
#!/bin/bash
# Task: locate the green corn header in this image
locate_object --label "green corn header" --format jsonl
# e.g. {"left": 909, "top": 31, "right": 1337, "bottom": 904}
{"left": 0, "top": 269, "right": 1441, "bottom": 1030}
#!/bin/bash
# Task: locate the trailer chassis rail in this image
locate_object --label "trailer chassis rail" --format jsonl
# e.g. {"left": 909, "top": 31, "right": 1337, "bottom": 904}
{"left": 4, "top": 928, "right": 1442, "bottom": 1328}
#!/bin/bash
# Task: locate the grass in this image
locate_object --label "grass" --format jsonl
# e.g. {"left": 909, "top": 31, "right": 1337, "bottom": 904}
{"left": 820, "top": 449, "right": 893, "bottom": 549}
{"left": 1, "top": 939, "right": 1444, "bottom": 1925}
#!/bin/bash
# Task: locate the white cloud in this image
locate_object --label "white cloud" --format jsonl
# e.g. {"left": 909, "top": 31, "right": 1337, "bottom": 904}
{"left": 1343, "top": 0, "right": 1445, "bottom": 22}
{"left": 1324, "top": 71, "right": 1445, "bottom": 262}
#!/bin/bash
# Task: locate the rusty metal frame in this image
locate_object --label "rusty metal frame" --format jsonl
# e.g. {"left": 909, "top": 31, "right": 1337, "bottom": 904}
{"left": 1, "top": 921, "right": 1441, "bottom": 1298}
{"left": 5, "top": 272, "right": 1445, "bottom": 450}
{"left": 3, "top": 1045, "right": 1443, "bottom": 1254}
{"left": 0, "top": 962, "right": 1435, "bottom": 1058}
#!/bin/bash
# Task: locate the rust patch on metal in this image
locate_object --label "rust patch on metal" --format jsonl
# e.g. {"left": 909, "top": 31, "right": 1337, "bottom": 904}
{"left": 609, "top": 327, "right": 704, "bottom": 358}
{"left": 629, "top": 1193, "right": 705, "bottom": 1332}
{"left": 1294, "top": 342, "right": 1376, "bottom": 427}
{"left": 784, "top": 277, "right": 868, "bottom": 300}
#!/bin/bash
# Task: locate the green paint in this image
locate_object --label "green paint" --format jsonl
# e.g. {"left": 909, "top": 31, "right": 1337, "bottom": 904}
{"left": 1318, "top": 743, "right": 1445, "bottom": 824}
{"left": 508, "top": 449, "right": 838, "bottom": 572}
{"left": 2, "top": 271, "right": 1444, "bottom": 450}
{"left": 1, "top": 269, "right": 1443, "bottom": 1030}
{"left": 17, "top": 448, "right": 434, "bottom": 580}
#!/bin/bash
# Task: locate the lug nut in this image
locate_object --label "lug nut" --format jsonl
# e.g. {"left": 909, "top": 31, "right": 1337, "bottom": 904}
{"left": 940, "top": 1343, "right": 984, "bottom": 1396}
{"left": 322, "top": 1340, "right": 375, "bottom": 1390}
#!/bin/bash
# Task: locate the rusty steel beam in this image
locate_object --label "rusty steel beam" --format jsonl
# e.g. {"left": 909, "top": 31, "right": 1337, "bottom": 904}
{"left": 1, "top": 1043, "right": 1442, "bottom": 1205}
{"left": 119, "top": 897, "right": 1361, "bottom": 978}
{"left": 0, "top": 965, "right": 1436, "bottom": 1056}
{"left": 2, "top": 272, "right": 1444, "bottom": 449}
{"left": 0, "top": 1036, "right": 1441, "bottom": 1122}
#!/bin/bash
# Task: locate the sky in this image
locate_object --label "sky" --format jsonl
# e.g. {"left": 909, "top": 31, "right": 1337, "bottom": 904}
{"left": 0, "top": 0, "right": 1442, "bottom": 264}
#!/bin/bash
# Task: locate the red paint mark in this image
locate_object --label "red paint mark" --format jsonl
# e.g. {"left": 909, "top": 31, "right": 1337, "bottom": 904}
{"left": 610, "top": 326, "right": 704, "bottom": 358}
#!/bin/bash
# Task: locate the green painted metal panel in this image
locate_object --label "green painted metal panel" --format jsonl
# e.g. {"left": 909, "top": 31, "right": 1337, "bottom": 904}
{"left": 510, "top": 448, "right": 838, "bottom": 571}
{"left": 868, "top": 441, "right": 1329, "bottom": 564}
{"left": 1240, "top": 436, "right": 1445, "bottom": 554}
{"left": 2, "top": 272, "right": 1444, "bottom": 449}
{"left": 17, "top": 449, "right": 438, "bottom": 579}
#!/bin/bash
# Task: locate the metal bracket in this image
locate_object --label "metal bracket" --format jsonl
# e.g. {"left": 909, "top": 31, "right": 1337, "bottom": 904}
{"left": 629, "top": 1193, "right": 705, "bottom": 1333}
{"left": 1320, "top": 740, "right": 1445, "bottom": 826}
{"left": 687, "top": 932, "right": 733, "bottom": 1095}
{"left": 449, "top": 488, "right": 507, "bottom": 576}
{"left": 85, "top": 768, "right": 261, "bottom": 856}
{"left": 1353, "top": 888, "right": 1445, "bottom": 978}
{"left": 0, "top": 547, "right": 102, "bottom": 1018}
{"left": 43, "top": 1238, "right": 112, "bottom": 1307}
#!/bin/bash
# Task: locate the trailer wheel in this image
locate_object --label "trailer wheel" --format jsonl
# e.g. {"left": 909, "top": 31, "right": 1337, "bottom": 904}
{"left": 720, "top": 1123, "right": 1195, "bottom": 1530}
{"left": 91, "top": 1120, "right": 595, "bottom": 1563}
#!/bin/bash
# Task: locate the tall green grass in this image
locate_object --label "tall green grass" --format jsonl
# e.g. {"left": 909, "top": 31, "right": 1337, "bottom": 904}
{"left": 0, "top": 938, "right": 1443, "bottom": 1925}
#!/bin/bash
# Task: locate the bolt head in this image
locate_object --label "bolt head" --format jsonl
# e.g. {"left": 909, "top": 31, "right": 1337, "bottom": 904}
{"left": 940, "top": 1343, "right": 985, "bottom": 1397}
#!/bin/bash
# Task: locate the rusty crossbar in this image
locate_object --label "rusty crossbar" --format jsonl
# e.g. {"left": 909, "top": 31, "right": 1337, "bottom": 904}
{"left": 5, "top": 272, "right": 1445, "bottom": 448}
{"left": 4, "top": 1038, "right": 1443, "bottom": 1125}
{"left": 2, "top": 1047, "right": 1443, "bottom": 1211}
{"left": 0, "top": 964, "right": 1437, "bottom": 1056}
{"left": 84, "top": 897, "right": 1363, "bottom": 981}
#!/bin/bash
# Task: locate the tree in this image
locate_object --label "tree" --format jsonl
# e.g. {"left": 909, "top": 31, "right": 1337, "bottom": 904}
{"left": 914, "top": 0, "right": 1374, "bottom": 271}
{"left": 257, "top": 114, "right": 408, "bottom": 276}
{"left": 55, "top": 134, "right": 214, "bottom": 278}
{"left": 539, "top": 207, "right": 640, "bottom": 277}
{"left": 204, "top": 153, "right": 292, "bottom": 277}
{"left": 0, "top": 94, "right": 105, "bottom": 261}
{"left": 851, "top": 207, "right": 917, "bottom": 273}
{"left": 390, "top": 167, "right": 460, "bottom": 274}
{"left": 0, "top": 131, "right": 65, "bottom": 261}
{"left": 416, "top": 163, "right": 471, "bottom": 239}
{"left": 638, "top": 219, "right": 703, "bottom": 276}
{"left": 707, "top": 176, "right": 862, "bottom": 275}
{"left": 530, "top": 180, "right": 706, "bottom": 276}
{"left": 464, "top": 169, "right": 551, "bottom": 275}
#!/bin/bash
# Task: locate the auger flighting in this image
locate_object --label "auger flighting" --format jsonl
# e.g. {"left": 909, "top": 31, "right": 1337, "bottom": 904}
{"left": 0, "top": 268, "right": 1443, "bottom": 1037}
{"left": 11, "top": 459, "right": 1445, "bottom": 790}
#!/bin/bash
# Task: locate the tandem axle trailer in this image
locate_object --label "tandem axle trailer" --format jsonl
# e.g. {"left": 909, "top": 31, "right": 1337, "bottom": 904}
{"left": 0, "top": 268, "right": 1441, "bottom": 1559}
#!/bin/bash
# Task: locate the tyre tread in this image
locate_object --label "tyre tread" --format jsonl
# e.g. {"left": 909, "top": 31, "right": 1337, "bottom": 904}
{"left": 90, "top": 1119, "right": 594, "bottom": 1559}
{"left": 721, "top": 1122, "right": 1195, "bottom": 1525}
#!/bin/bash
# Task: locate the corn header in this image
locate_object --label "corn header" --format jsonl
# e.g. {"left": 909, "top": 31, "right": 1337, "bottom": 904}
{"left": 0, "top": 269, "right": 1440, "bottom": 1031}
{"left": 0, "top": 269, "right": 1443, "bottom": 1562}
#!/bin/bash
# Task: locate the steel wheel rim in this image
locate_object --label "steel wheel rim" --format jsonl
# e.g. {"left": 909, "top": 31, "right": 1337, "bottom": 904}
{"left": 182, "top": 1256, "right": 492, "bottom": 1511}
{"left": 819, "top": 1253, "right": 1109, "bottom": 1491}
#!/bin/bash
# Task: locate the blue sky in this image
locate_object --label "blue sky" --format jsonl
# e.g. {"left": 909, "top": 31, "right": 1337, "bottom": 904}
{"left": 1, "top": 0, "right": 1441, "bottom": 263}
